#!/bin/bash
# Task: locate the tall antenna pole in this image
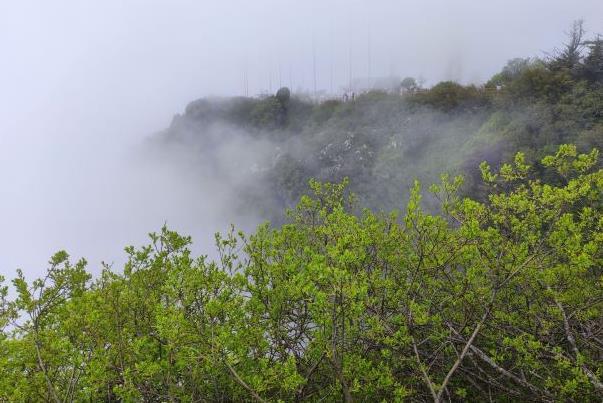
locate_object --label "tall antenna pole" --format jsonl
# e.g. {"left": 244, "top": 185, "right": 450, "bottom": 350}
{"left": 330, "top": 19, "right": 334, "bottom": 95}
{"left": 243, "top": 70, "right": 248, "bottom": 97}
{"left": 330, "top": 56, "right": 334, "bottom": 95}
{"left": 269, "top": 71, "right": 272, "bottom": 93}
{"left": 312, "top": 34, "right": 317, "bottom": 98}
{"left": 278, "top": 56, "right": 282, "bottom": 88}
{"left": 348, "top": 45, "right": 352, "bottom": 92}
{"left": 367, "top": 27, "right": 372, "bottom": 88}
{"left": 242, "top": 60, "right": 249, "bottom": 97}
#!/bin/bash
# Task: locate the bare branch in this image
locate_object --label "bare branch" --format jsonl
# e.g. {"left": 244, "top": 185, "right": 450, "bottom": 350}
{"left": 411, "top": 335, "right": 438, "bottom": 401}
{"left": 436, "top": 307, "right": 490, "bottom": 402}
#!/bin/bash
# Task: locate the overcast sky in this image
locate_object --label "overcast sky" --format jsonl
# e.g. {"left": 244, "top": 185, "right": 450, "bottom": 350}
{"left": 1, "top": 0, "right": 602, "bottom": 279}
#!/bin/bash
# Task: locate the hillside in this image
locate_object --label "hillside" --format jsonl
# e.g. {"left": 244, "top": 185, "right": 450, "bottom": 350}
{"left": 157, "top": 32, "right": 602, "bottom": 220}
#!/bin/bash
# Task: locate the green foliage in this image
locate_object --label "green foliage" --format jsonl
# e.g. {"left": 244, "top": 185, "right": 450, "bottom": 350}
{"left": 310, "top": 99, "right": 341, "bottom": 124}
{"left": 503, "top": 65, "right": 574, "bottom": 103}
{"left": 497, "top": 58, "right": 533, "bottom": 84}
{"left": 250, "top": 96, "right": 286, "bottom": 130}
{"left": 2, "top": 145, "right": 602, "bottom": 401}
{"left": 410, "top": 81, "right": 488, "bottom": 112}
{"left": 582, "top": 36, "right": 603, "bottom": 83}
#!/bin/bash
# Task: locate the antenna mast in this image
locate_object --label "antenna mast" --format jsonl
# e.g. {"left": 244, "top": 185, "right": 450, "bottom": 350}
{"left": 367, "top": 26, "right": 372, "bottom": 88}
{"left": 242, "top": 60, "right": 249, "bottom": 97}
{"left": 278, "top": 56, "right": 282, "bottom": 88}
{"left": 348, "top": 45, "right": 352, "bottom": 92}
{"left": 312, "top": 34, "right": 317, "bottom": 98}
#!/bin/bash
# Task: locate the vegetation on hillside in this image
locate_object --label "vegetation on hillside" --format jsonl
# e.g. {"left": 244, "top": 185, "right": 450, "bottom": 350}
{"left": 162, "top": 22, "right": 602, "bottom": 220}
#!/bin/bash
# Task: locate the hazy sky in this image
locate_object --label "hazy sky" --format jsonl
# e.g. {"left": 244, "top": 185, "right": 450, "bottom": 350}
{"left": 1, "top": 0, "right": 602, "bottom": 278}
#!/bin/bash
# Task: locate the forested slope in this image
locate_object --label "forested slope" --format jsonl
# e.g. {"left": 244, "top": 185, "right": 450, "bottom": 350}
{"left": 158, "top": 24, "right": 602, "bottom": 220}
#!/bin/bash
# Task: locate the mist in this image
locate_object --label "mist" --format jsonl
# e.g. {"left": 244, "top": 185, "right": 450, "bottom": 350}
{"left": 1, "top": 0, "right": 602, "bottom": 278}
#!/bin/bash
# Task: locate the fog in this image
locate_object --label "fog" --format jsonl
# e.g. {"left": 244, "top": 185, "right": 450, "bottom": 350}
{"left": 1, "top": 0, "right": 602, "bottom": 278}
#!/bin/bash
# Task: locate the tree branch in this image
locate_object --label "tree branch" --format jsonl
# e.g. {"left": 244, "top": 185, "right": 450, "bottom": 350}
{"left": 436, "top": 307, "right": 490, "bottom": 402}
{"left": 296, "top": 352, "right": 326, "bottom": 400}
{"left": 224, "top": 360, "right": 267, "bottom": 403}
{"left": 449, "top": 324, "right": 554, "bottom": 399}
{"left": 328, "top": 355, "right": 353, "bottom": 402}
{"left": 34, "top": 337, "right": 61, "bottom": 403}
{"left": 555, "top": 299, "right": 603, "bottom": 394}
{"left": 411, "top": 335, "right": 438, "bottom": 401}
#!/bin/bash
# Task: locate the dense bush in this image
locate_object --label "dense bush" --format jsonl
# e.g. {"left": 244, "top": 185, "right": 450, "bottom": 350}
{"left": 250, "top": 96, "right": 286, "bottom": 130}
{"left": 409, "top": 81, "right": 488, "bottom": 112}
{"left": 1, "top": 145, "right": 601, "bottom": 401}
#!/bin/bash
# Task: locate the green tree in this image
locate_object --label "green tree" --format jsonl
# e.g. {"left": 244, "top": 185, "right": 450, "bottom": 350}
{"left": 583, "top": 35, "right": 603, "bottom": 83}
